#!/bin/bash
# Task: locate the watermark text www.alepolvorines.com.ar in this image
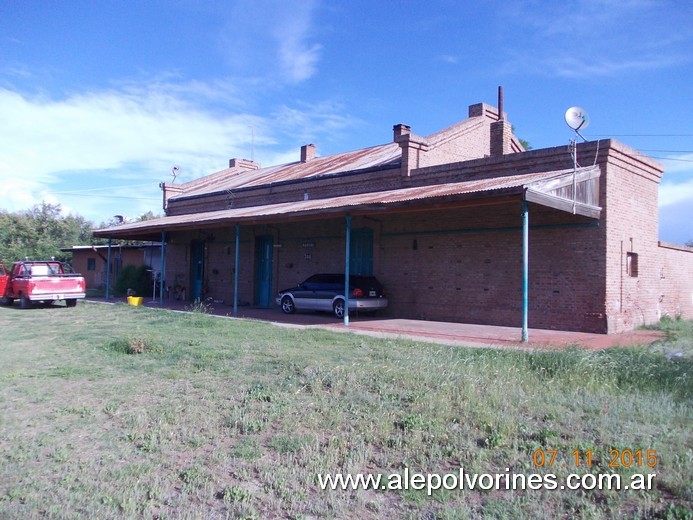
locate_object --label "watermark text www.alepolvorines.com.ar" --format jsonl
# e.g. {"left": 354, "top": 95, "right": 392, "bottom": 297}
{"left": 317, "top": 467, "right": 656, "bottom": 496}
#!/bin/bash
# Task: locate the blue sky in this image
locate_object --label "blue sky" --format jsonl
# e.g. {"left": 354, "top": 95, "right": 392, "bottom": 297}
{"left": 1, "top": 0, "right": 691, "bottom": 243}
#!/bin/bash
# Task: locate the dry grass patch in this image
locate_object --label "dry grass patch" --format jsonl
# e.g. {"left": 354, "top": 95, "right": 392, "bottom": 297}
{"left": 0, "top": 302, "right": 690, "bottom": 519}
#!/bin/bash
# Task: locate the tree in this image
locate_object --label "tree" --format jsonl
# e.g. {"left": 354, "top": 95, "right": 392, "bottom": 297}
{"left": 0, "top": 211, "right": 38, "bottom": 262}
{"left": 92, "top": 211, "right": 163, "bottom": 247}
{"left": 518, "top": 138, "right": 532, "bottom": 151}
{"left": 0, "top": 203, "right": 163, "bottom": 264}
{"left": 511, "top": 125, "right": 532, "bottom": 151}
{"left": 0, "top": 203, "right": 93, "bottom": 264}
{"left": 137, "top": 211, "right": 159, "bottom": 222}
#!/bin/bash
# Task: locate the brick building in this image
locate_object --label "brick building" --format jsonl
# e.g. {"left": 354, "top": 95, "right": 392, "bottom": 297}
{"left": 94, "top": 101, "right": 693, "bottom": 334}
{"left": 61, "top": 244, "right": 161, "bottom": 290}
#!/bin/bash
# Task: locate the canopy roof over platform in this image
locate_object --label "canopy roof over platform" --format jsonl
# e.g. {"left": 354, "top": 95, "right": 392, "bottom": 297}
{"left": 94, "top": 167, "right": 600, "bottom": 241}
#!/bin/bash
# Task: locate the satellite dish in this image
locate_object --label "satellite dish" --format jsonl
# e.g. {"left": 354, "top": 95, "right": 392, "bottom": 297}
{"left": 171, "top": 165, "right": 181, "bottom": 182}
{"left": 565, "top": 107, "right": 590, "bottom": 131}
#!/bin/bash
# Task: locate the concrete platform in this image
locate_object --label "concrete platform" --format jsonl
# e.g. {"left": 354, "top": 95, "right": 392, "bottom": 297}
{"left": 322, "top": 318, "right": 665, "bottom": 350}
{"left": 87, "top": 298, "right": 665, "bottom": 350}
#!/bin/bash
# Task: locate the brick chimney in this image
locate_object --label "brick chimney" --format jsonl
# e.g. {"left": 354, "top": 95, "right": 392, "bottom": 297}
{"left": 490, "top": 120, "right": 513, "bottom": 157}
{"left": 396, "top": 133, "right": 429, "bottom": 177}
{"left": 228, "top": 158, "right": 260, "bottom": 170}
{"left": 300, "top": 144, "right": 316, "bottom": 162}
{"left": 468, "top": 103, "right": 500, "bottom": 119}
{"left": 490, "top": 86, "right": 512, "bottom": 156}
{"left": 393, "top": 124, "right": 411, "bottom": 142}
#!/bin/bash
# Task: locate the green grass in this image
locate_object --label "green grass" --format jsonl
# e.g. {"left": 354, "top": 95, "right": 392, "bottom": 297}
{"left": 0, "top": 302, "right": 691, "bottom": 519}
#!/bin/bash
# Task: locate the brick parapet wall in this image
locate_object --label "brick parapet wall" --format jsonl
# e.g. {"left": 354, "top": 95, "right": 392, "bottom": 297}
{"left": 601, "top": 144, "right": 665, "bottom": 332}
{"left": 657, "top": 243, "right": 693, "bottom": 320}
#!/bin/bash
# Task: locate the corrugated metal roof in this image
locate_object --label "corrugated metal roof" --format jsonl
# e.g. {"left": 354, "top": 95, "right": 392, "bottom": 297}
{"left": 166, "top": 112, "right": 511, "bottom": 201}
{"left": 94, "top": 168, "right": 576, "bottom": 238}
{"left": 60, "top": 243, "right": 161, "bottom": 251}
{"left": 175, "top": 143, "right": 402, "bottom": 199}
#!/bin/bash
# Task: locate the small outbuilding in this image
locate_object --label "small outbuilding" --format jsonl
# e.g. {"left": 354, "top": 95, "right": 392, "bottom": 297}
{"left": 61, "top": 243, "right": 161, "bottom": 291}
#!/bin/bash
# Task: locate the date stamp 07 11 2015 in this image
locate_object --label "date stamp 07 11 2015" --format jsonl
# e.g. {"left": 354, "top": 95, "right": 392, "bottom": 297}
{"left": 532, "top": 449, "right": 658, "bottom": 469}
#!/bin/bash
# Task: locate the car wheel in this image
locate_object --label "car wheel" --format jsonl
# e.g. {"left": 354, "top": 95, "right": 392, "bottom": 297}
{"left": 280, "top": 295, "right": 296, "bottom": 314}
{"left": 19, "top": 293, "right": 31, "bottom": 309}
{"left": 333, "top": 298, "right": 345, "bottom": 319}
{"left": 66, "top": 299, "right": 77, "bottom": 308}
{"left": 0, "top": 296, "right": 13, "bottom": 306}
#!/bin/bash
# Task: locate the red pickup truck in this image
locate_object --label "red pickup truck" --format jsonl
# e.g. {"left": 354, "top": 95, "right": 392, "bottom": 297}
{"left": 0, "top": 260, "right": 86, "bottom": 308}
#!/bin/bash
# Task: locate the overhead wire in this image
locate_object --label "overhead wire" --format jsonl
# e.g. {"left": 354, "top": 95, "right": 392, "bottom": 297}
{"left": 55, "top": 193, "right": 160, "bottom": 200}
{"left": 50, "top": 182, "right": 157, "bottom": 194}
{"left": 585, "top": 134, "right": 693, "bottom": 137}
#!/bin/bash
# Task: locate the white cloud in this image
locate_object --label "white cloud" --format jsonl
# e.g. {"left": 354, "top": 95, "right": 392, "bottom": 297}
{"left": 275, "top": 2, "right": 322, "bottom": 83}
{"left": 438, "top": 55, "right": 460, "bottom": 65}
{"left": 657, "top": 155, "right": 693, "bottom": 236}
{"left": 271, "top": 100, "right": 363, "bottom": 144}
{"left": 219, "top": 0, "right": 322, "bottom": 84}
{"left": 659, "top": 176, "right": 693, "bottom": 207}
{"left": 0, "top": 78, "right": 359, "bottom": 222}
{"left": 659, "top": 198, "right": 693, "bottom": 244}
{"left": 0, "top": 85, "right": 254, "bottom": 179}
{"left": 548, "top": 55, "right": 682, "bottom": 79}
{"left": 499, "top": 0, "right": 692, "bottom": 78}
{"left": 0, "top": 85, "right": 253, "bottom": 221}
{"left": 660, "top": 154, "right": 693, "bottom": 174}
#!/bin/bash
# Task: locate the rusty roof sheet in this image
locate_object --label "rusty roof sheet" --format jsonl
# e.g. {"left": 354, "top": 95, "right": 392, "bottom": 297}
{"left": 94, "top": 168, "right": 576, "bottom": 238}
{"left": 176, "top": 142, "right": 402, "bottom": 199}
{"left": 167, "top": 113, "right": 516, "bottom": 201}
{"left": 166, "top": 109, "right": 539, "bottom": 202}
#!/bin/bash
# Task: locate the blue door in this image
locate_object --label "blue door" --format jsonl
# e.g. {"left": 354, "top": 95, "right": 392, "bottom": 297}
{"left": 191, "top": 240, "right": 205, "bottom": 301}
{"left": 350, "top": 228, "right": 373, "bottom": 276}
{"left": 255, "top": 235, "right": 273, "bottom": 307}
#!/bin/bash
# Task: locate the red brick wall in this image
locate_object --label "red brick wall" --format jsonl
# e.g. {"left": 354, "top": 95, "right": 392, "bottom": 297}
{"left": 658, "top": 243, "right": 693, "bottom": 320}
{"left": 602, "top": 146, "right": 664, "bottom": 332}
{"left": 161, "top": 204, "right": 607, "bottom": 332}
{"left": 374, "top": 203, "right": 606, "bottom": 332}
{"left": 70, "top": 248, "right": 147, "bottom": 290}
{"left": 163, "top": 228, "right": 254, "bottom": 305}
{"left": 68, "top": 252, "right": 99, "bottom": 288}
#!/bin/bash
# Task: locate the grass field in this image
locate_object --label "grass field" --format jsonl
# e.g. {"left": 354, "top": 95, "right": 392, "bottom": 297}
{"left": 0, "top": 302, "right": 691, "bottom": 519}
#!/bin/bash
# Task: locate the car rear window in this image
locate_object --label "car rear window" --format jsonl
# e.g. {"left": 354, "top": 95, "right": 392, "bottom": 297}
{"left": 31, "top": 265, "right": 50, "bottom": 276}
{"left": 351, "top": 276, "right": 382, "bottom": 288}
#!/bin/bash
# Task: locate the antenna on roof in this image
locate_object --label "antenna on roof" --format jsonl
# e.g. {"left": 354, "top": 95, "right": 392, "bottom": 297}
{"left": 564, "top": 106, "right": 590, "bottom": 215}
{"left": 565, "top": 106, "right": 589, "bottom": 142}
{"left": 171, "top": 165, "right": 181, "bottom": 183}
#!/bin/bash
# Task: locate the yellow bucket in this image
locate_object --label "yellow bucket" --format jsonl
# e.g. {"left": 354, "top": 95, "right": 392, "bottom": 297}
{"left": 127, "top": 296, "right": 143, "bottom": 306}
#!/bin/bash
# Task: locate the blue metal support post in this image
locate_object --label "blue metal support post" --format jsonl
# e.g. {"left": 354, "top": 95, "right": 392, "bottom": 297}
{"left": 159, "top": 231, "right": 166, "bottom": 305}
{"left": 105, "top": 238, "right": 112, "bottom": 300}
{"left": 234, "top": 224, "right": 240, "bottom": 316}
{"left": 344, "top": 215, "right": 351, "bottom": 326}
{"left": 522, "top": 199, "right": 529, "bottom": 342}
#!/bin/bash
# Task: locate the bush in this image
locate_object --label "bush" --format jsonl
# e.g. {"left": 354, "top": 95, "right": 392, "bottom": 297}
{"left": 113, "top": 264, "right": 152, "bottom": 297}
{"left": 105, "top": 336, "right": 161, "bottom": 355}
